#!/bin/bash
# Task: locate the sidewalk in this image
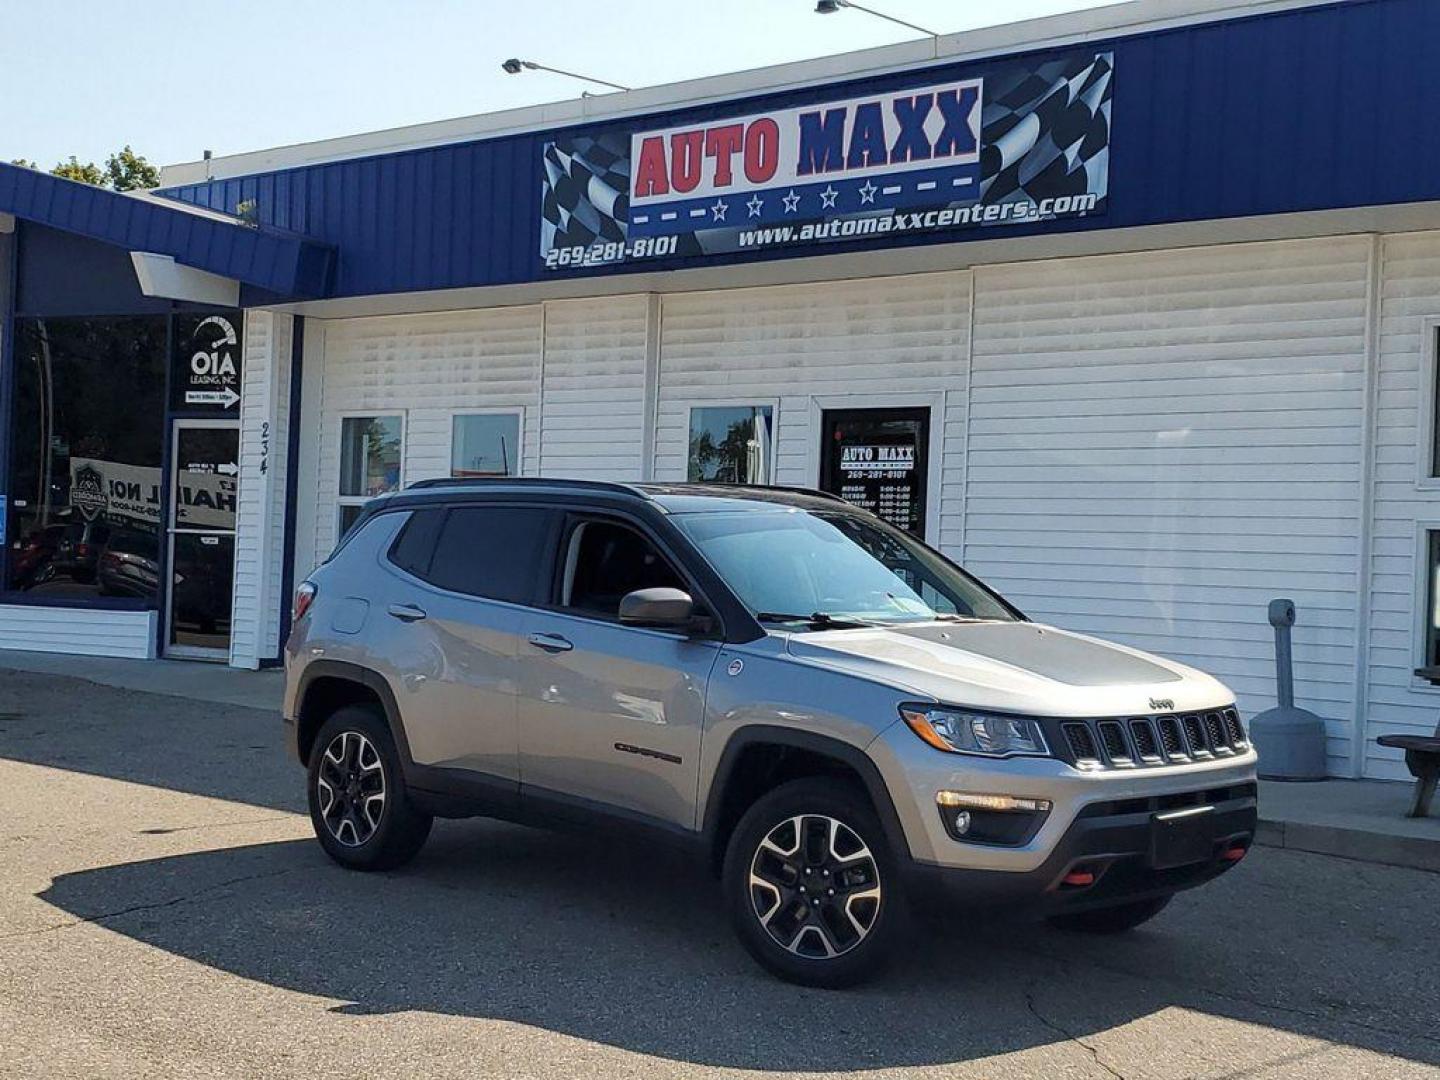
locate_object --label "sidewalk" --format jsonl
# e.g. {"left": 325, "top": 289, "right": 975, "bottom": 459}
{"left": 0, "top": 648, "right": 1434, "bottom": 871}
{"left": 0, "top": 648, "right": 283, "bottom": 711}
{"left": 1257, "top": 778, "right": 1440, "bottom": 873}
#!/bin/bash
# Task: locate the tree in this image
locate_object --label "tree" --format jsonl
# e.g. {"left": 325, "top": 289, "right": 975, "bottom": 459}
{"left": 10, "top": 146, "right": 159, "bottom": 191}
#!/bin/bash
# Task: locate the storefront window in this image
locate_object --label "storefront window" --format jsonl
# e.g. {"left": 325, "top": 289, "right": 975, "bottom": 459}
{"left": 3, "top": 317, "right": 168, "bottom": 602}
{"left": 338, "top": 415, "right": 403, "bottom": 535}
{"left": 688, "top": 405, "right": 773, "bottom": 484}
{"left": 451, "top": 413, "right": 520, "bottom": 477}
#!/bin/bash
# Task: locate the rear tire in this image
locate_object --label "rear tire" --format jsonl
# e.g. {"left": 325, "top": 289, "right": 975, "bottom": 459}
{"left": 307, "top": 704, "right": 432, "bottom": 871}
{"left": 722, "top": 778, "right": 902, "bottom": 988}
{"left": 1046, "top": 895, "right": 1171, "bottom": 934}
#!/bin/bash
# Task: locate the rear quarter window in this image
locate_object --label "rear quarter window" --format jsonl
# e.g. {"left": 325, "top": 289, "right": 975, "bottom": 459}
{"left": 388, "top": 507, "right": 445, "bottom": 578}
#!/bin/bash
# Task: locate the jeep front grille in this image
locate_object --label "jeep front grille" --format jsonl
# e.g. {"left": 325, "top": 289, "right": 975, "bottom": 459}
{"left": 1058, "top": 708, "right": 1247, "bottom": 769}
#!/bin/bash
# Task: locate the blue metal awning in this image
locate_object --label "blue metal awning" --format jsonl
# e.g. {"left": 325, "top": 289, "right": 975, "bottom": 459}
{"left": 0, "top": 162, "right": 333, "bottom": 300}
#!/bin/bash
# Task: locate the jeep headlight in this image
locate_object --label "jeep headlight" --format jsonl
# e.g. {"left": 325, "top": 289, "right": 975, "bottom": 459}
{"left": 900, "top": 705, "right": 1050, "bottom": 758}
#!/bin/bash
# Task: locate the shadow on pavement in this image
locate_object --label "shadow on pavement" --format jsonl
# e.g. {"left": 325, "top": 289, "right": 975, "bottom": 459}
{"left": 36, "top": 821, "right": 1440, "bottom": 1073}
{"left": 6, "top": 669, "right": 1440, "bottom": 1071}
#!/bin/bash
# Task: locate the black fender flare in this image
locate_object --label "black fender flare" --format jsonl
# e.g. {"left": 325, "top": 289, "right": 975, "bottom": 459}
{"left": 700, "top": 724, "right": 913, "bottom": 863}
{"left": 292, "top": 659, "right": 416, "bottom": 771}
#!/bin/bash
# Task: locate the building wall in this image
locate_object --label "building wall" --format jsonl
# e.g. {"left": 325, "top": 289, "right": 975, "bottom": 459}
{"left": 1366, "top": 230, "right": 1440, "bottom": 779}
{"left": 653, "top": 272, "right": 971, "bottom": 549}
{"left": 965, "top": 237, "right": 1373, "bottom": 774}
{"left": 290, "top": 230, "right": 1440, "bottom": 777}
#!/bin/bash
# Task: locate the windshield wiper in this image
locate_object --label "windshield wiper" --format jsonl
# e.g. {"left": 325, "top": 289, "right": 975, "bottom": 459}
{"left": 754, "top": 611, "right": 879, "bottom": 630}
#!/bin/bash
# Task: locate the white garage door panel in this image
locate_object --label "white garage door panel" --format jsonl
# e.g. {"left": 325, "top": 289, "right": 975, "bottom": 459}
{"left": 967, "top": 237, "right": 1371, "bottom": 773}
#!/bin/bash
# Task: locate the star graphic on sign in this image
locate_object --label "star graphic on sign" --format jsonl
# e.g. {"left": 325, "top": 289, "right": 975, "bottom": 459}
{"left": 746, "top": 194, "right": 765, "bottom": 218}
{"left": 782, "top": 188, "right": 801, "bottom": 213}
{"left": 858, "top": 180, "right": 878, "bottom": 204}
{"left": 819, "top": 185, "right": 840, "bottom": 209}
{"left": 711, "top": 198, "right": 729, "bottom": 222}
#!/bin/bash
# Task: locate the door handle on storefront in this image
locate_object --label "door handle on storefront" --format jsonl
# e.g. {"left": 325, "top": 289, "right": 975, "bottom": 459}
{"left": 387, "top": 603, "right": 427, "bottom": 623}
{"left": 527, "top": 632, "right": 574, "bottom": 653}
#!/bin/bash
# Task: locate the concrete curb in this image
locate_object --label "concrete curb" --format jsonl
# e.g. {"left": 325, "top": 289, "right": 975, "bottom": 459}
{"left": 1256, "top": 817, "right": 1440, "bottom": 874}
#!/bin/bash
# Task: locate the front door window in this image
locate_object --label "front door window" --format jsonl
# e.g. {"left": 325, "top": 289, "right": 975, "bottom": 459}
{"left": 819, "top": 407, "right": 930, "bottom": 538}
{"left": 166, "top": 424, "right": 238, "bottom": 658}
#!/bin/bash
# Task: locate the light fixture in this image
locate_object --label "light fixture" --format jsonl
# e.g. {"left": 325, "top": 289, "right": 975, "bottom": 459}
{"left": 500, "top": 58, "right": 631, "bottom": 93}
{"left": 813, "top": 0, "right": 939, "bottom": 41}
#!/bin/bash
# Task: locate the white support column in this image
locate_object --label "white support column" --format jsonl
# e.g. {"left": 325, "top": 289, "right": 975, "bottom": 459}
{"left": 229, "top": 309, "right": 294, "bottom": 669}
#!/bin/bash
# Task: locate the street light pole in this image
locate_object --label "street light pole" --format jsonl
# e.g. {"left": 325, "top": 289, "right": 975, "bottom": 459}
{"left": 814, "top": 1, "right": 940, "bottom": 54}
{"left": 500, "top": 59, "right": 631, "bottom": 93}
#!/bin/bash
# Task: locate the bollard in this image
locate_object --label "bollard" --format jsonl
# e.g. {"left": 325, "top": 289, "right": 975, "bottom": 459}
{"left": 1248, "top": 598, "right": 1330, "bottom": 780}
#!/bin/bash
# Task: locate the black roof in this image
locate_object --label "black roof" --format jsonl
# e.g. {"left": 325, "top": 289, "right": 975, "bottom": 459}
{"left": 395, "top": 477, "right": 851, "bottom": 514}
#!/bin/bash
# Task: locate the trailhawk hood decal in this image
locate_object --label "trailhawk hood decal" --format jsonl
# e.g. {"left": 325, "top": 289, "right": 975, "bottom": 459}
{"left": 783, "top": 621, "right": 1230, "bottom": 717}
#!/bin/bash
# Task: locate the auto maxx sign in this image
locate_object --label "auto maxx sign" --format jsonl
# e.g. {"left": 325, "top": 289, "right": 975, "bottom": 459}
{"left": 540, "top": 49, "right": 1112, "bottom": 270}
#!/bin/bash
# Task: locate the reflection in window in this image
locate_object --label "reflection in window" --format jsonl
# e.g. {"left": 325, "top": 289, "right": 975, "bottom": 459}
{"left": 688, "top": 406, "right": 773, "bottom": 484}
{"left": 1425, "top": 531, "right": 1440, "bottom": 671}
{"left": 338, "top": 415, "right": 402, "bottom": 537}
{"left": 340, "top": 416, "right": 402, "bottom": 497}
{"left": 451, "top": 413, "right": 520, "bottom": 477}
{"left": 3, "top": 317, "right": 167, "bottom": 603}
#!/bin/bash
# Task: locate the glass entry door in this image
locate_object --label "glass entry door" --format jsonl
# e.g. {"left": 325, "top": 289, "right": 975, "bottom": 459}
{"left": 165, "top": 421, "right": 239, "bottom": 660}
{"left": 819, "top": 407, "right": 931, "bottom": 539}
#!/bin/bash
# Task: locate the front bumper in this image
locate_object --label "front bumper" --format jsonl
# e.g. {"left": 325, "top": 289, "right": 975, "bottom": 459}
{"left": 903, "top": 779, "right": 1256, "bottom": 915}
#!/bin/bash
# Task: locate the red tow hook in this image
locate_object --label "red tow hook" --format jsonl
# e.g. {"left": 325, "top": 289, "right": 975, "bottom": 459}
{"left": 1061, "top": 868, "right": 1096, "bottom": 887}
{"left": 1222, "top": 844, "right": 1248, "bottom": 863}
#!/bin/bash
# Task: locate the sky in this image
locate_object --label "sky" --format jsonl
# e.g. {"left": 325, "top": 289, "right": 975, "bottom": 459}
{"left": 4, "top": 0, "right": 1112, "bottom": 173}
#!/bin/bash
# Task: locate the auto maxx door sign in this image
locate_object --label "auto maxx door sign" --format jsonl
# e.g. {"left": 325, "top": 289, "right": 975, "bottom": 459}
{"left": 540, "top": 49, "right": 1112, "bottom": 271}
{"left": 171, "top": 314, "right": 243, "bottom": 413}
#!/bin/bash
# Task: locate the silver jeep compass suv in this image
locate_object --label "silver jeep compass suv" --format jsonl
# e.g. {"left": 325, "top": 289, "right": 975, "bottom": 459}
{"left": 284, "top": 479, "right": 1257, "bottom": 987}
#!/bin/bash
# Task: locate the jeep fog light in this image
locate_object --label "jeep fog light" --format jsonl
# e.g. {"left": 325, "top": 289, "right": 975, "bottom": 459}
{"left": 936, "top": 791, "right": 1052, "bottom": 846}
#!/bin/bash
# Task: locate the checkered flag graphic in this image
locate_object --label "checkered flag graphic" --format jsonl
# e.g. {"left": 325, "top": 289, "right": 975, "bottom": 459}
{"left": 979, "top": 51, "right": 1113, "bottom": 208}
{"left": 540, "top": 132, "right": 631, "bottom": 255}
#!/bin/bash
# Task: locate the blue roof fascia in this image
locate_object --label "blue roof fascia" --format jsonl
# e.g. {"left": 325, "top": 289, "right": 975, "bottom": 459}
{"left": 0, "top": 162, "right": 334, "bottom": 299}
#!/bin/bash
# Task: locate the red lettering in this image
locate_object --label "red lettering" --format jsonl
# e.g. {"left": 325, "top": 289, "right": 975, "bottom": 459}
{"left": 633, "top": 136, "right": 669, "bottom": 198}
{"left": 704, "top": 124, "right": 744, "bottom": 187}
{"left": 744, "top": 118, "right": 780, "bottom": 184}
{"left": 670, "top": 130, "right": 705, "bottom": 193}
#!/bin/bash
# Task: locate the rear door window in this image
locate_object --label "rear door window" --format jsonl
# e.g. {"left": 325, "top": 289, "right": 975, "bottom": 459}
{"left": 425, "top": 506, "right": 555, "bottom": 605}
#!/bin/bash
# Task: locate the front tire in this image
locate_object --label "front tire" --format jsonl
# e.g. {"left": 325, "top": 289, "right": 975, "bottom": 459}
{"left": 723, "top": 778, "right": 902, "bottom": 988}
{"left": 307, "top": 704, "right": 432, "bottom": 871}
{"left": 1047, "top": 895, "right": 1171, "bottom": 934}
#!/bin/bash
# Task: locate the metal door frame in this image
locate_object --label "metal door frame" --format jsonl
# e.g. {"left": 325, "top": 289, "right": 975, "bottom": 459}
{"left": 163, "top": 417, "right": 239, "bottom": 662}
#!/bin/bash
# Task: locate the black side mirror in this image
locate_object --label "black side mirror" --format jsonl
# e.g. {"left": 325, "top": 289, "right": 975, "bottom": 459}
{"left": 619, "top": 587, "right": 695, "bottom": 628}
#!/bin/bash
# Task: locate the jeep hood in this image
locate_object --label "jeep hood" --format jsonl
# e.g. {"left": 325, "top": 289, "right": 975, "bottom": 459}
{"left": 783, "top": 620, "right": 1232, "bottom": 717}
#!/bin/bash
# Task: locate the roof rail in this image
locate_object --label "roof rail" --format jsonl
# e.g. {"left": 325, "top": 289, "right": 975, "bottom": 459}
{"left": 694, "top": 482, "right": 850, "bottom": 504}
{"left": 404, "top": 476, "right": 652, "bottom": 498}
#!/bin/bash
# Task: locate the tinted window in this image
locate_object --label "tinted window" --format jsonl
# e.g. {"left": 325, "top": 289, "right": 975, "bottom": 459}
{"left": 4, "top": 316, "right": 167, "bottom": 601}
{"left": 563, "top": 520, "right": 686, "bottom": 618}
{"left": 426, "top": 507, "right": 552, "bottom": 603}
{"left": 388, "top": 508, "right": 445, "bottom": 578}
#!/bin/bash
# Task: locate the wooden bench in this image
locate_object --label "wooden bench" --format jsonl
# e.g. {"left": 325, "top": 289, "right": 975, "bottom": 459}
{"left": 1376, "top": 669, "right": 1440, "bottom": 818}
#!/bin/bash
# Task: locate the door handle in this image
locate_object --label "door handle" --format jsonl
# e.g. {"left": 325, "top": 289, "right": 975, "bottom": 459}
{"left": 527, "top": 632, "right": 574, "bottom": 653}
{"left": 387, "top": 603, "right": 427, "bottom": 623}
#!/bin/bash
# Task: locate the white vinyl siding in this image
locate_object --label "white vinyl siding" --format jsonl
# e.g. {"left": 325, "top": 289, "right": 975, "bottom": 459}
{"left": 655, "top": 271, "right": 971, "bottom": 550}
{"left": 0, "top": 606, "right": 156, "bottom": 659}
{"left": 230, "top": 310, "right": 293, "bottom": 668}
{"left": 965, "top": 237, "right": 1372, "bottom": 772}
{"left": 1364, "top": 230, "right": 1440, "bottom": 779}
{"left": 538, "top": 296, "right": 650, "bottom": 480}
{"left": 305, "top": 306, "right": 543, "bottom": 570}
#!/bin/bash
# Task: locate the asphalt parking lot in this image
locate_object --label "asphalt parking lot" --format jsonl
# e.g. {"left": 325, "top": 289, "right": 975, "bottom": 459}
{"left": 1, "top": 668, "right": 1437, "bottom": 1079}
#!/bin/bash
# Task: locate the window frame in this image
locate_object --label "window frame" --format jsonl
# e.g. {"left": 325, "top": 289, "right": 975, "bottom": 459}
{"left": 449, "top": 408, "right": 524, "bottom": 479}
{"left": 336, "top": 410, "right": 406, "bottom": 539}
{"left": 540, "top": 509, "right": 722, "bottom": 637}
{"left": 684, "top": 399, "right": 779, "bottom": 485}
{"left": 1418, "top": 320, "right": 1440, "bottom": 490}
{"left": 1413, "top": 522, "right": 1440, "bottom": 688}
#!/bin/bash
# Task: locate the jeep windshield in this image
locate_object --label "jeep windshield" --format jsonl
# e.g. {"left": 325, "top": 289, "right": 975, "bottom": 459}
{"left": 671, "top": 508, "right": 1019, "bottom": 627}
